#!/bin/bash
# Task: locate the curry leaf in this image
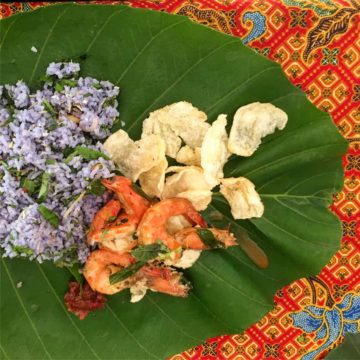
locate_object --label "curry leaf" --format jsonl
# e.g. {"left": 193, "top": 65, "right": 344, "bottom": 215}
{"left": 131, "top": 243, "right": 169, "bottom": 262}
{"left": 109, "top": 262, "right": 145, "bottom": 284}
{"left": 196, "top": 229, "right": 224, "bottom": 249}
{"left": 0, "top": 4, "right": 347, "bottom": 360}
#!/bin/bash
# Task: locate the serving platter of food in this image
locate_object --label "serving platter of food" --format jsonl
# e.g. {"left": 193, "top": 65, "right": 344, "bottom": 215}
{"left": 0, "top": 4, "right": 347, "bottom": 359}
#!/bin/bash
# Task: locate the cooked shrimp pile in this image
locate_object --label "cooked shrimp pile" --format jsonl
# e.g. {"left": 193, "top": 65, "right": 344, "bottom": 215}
{"left": 83, "top": 175, "right": 237, "bottom": 301}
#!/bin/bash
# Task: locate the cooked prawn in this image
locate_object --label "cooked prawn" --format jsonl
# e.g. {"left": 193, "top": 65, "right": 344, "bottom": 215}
{"left": 87, "top": 199, "right": 122, "bottom": 244}
{"left": 88, "top": 176, "right": 150, "bottom": 251}
{"left": 137, "top": 198, "right": 207, "bottom": 250}
{"left": 101, "top": 176, "right": 150, "bottom": 220}
{"left": 174, "top": 227, "right": 237, "bottom": 250}
{"left": 90, "top": 220, "right": 138, "bottom": 253}
{"left": 84, "top": 248, "right": 190, "bottom": 297}
{"left": 83, "top": 248, "right": 135, "bottom": 295}
{"left": 139, "top": 264, "right": 190, "bottom": 297}
{"left": 87, "top": 199, "right": 138, "bottom": 252}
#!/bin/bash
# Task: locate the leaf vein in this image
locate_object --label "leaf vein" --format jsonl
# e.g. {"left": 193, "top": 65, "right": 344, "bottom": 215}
{"left": 196, "top": 262, "right": 270, "bottom": 306}
{"left": 84, "top": 8, "right": 128, "bottom": 54}
{"left": 269, "top": 91, "right": 304, "bottom": 104}
{"left": 115, "top": 19, "right": 188, "bottom": 85}
{"left": 206, "top": 65, "right": 279, "bottom": 115}
{"left": 36, "top": 264, "right": 100, "bottom": 360}
{"left": 257, "top": 171, "right": 333, "bottom": 193}
{"left": 105, "top": 304, "right": 159, "bottom": 359}
{"left": 348, "top": 335, "right": 360, "bottom": 354}
{"left": 29, "top": 7, "right": 70, "bottom": 83}
{"left": 257, "top": 216, "right": 335, "bottom": 248}
{"left": 272, "top": 197, "right": 336, "bottom": 225}
{"left": 0, "top": 343, "right": 10, "bottom": 360}
{"left": 283, "top": 171, "right": 338, "bottom": 195}
{"left": 232, "top": 143, "right": 344, "bottom": 177}
{"left": 189, "top": 292, "right": 232, "bottom": 329}
{"left": 260, "top": 194, "right": 327, "bottom": 200}
{"left": 146, "top": 295, "right": 202, "bottom": 342}
{"left": 1, "top": 259, "right": 52, "bottom": 360}
{"left": 0, "top": 16, "right": 20, "bottom": 49}
{"left": 208, "top": 203, "right": 278, "bottom": 281}
{"left": 126, "top": 38, "right": 240, "bottom": 133}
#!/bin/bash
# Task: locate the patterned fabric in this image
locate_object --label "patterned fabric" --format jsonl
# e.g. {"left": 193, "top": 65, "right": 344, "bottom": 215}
{"left": 1, "top": 1, "right": 359, "bottom": 359}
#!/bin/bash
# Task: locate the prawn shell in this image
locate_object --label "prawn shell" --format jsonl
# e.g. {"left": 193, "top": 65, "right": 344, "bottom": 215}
{"left": 83, "top": 249, "right": 136, "bottom": 295}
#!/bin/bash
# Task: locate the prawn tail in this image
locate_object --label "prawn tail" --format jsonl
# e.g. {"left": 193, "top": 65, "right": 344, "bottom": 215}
{"left": 141, "top": 266, "right": 191, "bottom": 297}
{"left": 211, "top": 229, "right": 237, "bottom": 248}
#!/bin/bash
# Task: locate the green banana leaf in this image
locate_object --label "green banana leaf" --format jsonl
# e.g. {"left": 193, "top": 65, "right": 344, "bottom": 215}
{"left": 327, "top": 334, "right": 360, "bottom": 359}
{"left": 0, "top": 4, "right": 347, "bottom": 359}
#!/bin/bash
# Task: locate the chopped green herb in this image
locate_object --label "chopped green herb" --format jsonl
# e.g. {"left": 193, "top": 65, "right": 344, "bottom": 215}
{"left": 75, "top": 146, "right": 110, "bottom": 161}
{"left": 102, "top": 97, "right": 116, "bottom": 107}
{"left": 109, "top": 261, "right": 145, "bottom": 285}
{"left": 0, "top": 114, "right": 14, "bottom": 128}
{"left": 196, "top": 229, "right": 224, "bottom": 249}
{"left": 108, "top": 215, "right": 117, "bottom": 222}
{"left": 21, "top": 177, "right": 39, "bottom": 195}
{"left": 54, "top": 245, "right": 78, "bottom": 267}
{"left": 42, "top": 100, "right": 56, "bottom": 115}
{"left": 62, "top": 194, "right": 78, "bottom": 207}
{"left": 66, "top": 79, "right": 78, "bottom": 87}
{"left": 110, "top": 117, "right": 122, "bottom": 132}
{"left": 131, "top": 243, "right": 169, "bottom": 262}
{"left": 38, "top": 74, "right": 53, "bottom": 85}
{"left": 92, "top": 82, "right": 102, "bottom": 89}
{"left": 54, "top": 79, "right": 78, "bottom": 92}
{"left": 62, "top": 147, "right": 74, "bottom": 158}
{"left": 38, "top": 172, "right": 51, "bottom": 202}
{"left": 87, "top": 179, "right": 106, "bottom": 196}
{"left": 65, "top": 146, "right": 110, "bottom": 164}
{"left": 100, "top": 228, "right": 110, "bottom": 242}
{"left": 38, "top": 205, "right": 59, "bottom": 228}
{"left": 117, "top": 218, "right": 128, "bottom": 225}
{"left": 54, "top": 83, "right": 63, "bottom": 92}
{"left": 2, "top": 88, "right": 14, "bottom": 105}
{"left": 12, "top": 245, "right": 34, "bottom": 256}
{"left": 45, "top": 159, "right": 56, "bottom": 165}
{"left": 64, "top": 152, "right": 78, "bottom": 164}
{"left": 0, "top": 160, "right": 24, "bottom": 178}
{"left": 46, "top": 118, "right": 59, "bottom": 131}
{"left": 0, "top": 160, "right": 9, "bottom": 171}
